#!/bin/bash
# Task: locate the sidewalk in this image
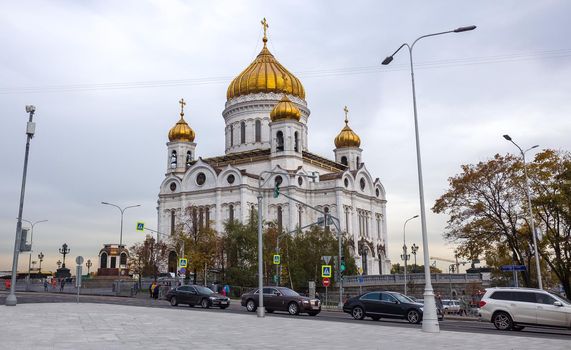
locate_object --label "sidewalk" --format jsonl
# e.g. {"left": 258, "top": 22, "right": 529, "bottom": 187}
{"left": 1, "top": 303, "right": 568, "bottom": 350}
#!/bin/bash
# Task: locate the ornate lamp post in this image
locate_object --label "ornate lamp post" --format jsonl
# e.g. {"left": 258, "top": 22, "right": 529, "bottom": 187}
{"left": 59, "top": 243, "right": 70, "bottom": 268}
{"left": 382, "top": 24, "right": 476, "bottom": 332}
{"left": 411, "top": 244, "right": 419, "bottom": 273}
{"left": 86, "top": 259, "right": 93, "bottom": 275}
{"left": 38, "top": 252, "right": 44, "bottom": 273}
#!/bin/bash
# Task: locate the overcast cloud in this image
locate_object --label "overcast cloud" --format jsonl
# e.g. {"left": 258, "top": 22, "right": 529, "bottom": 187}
{"left": 1, "top": 0, "right": 570, "bottom": 274}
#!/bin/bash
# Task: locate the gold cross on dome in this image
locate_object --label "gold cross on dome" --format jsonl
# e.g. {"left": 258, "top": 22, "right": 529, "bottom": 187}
{"left": 261, "top": 18, "right": 269, "bottom": 45}
{"left": 179, "top": 98, "right": 186, "bottom": 116}
{"left": 343, "top": 106, "right": 349, "bottom": 124}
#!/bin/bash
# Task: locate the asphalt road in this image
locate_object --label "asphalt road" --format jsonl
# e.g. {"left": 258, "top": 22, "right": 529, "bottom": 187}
{"left": 2, "top": 291, "right": 570, "bottom": 340}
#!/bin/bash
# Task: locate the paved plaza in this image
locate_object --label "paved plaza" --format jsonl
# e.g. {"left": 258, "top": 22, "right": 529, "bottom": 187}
{"left": 0, "top": 303, "right": 569, "bottom": 349}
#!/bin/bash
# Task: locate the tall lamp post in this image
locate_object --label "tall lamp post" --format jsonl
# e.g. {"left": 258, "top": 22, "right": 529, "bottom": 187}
{"left": 23, "top": 219, "right": 48, "bottom": 291}
{"left": 38, "top": 252, "right": 44, "bottom": 274}
{"left": 402, "top": 215, "right": 419, "bottom": 295}
{"left": 6, "top": 105, "right": 38, "bottom": 306}
{"left": 382, "top": 25, "right": 476, "bottom": 332}
{"left": 503, "top": 135, "right": 542, "bottom": 289}
{"left": 411, "top": 243, "right": 419, "bottom": 273}
{"left": 101, "top": 202, "right": 141, "bottom": 277}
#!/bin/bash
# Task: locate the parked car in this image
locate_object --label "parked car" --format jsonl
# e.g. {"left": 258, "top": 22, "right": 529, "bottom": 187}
{"left": 415, "top": 298, "right": 445, "bottom": 320}
{"left": 479, "top": 287, "right": 571, "bottom": 331}
{"left": 165, "top": 284, "right": 230, "bottom": 309}
{"left": 240, "top": 287, "right": 321, "bottom": 316}
{"left": 442, "top": 299, "right": 460, "bottom": 314}
{"left": 343, "top": 291, "right": 443, "bottom": 323}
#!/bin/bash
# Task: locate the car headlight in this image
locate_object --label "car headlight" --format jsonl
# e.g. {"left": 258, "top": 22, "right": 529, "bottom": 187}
{"left": 302, "top": 300, "right": 309, "bottom": 304}
{"left": 209, "top": 296, "right": 216, "bottom": 300}
{"left": 420, "top": 307, "right": 424, "bottom": 312}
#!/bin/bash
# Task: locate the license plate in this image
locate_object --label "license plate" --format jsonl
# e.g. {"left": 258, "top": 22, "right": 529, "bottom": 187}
{"left": 221, "top": 301, "right": 228, "bottom": 304}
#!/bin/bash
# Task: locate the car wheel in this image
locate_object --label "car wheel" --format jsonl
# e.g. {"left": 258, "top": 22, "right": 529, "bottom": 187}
{"left": 351, "top": 306, "right": 365, "bottom": 320}
{"left": 266, "top": 309, "right": 274, "bottom": 313}
{"left": 170, "top": 296, "right": 178, "bottom": 307}
{"left": 407, "top": 309, "right": 421, "bottom": 324}
{"left": 220, "top": 305, "right": 228, "bottom": 310}
{"left": 288, "top": 302, "right": 300, "bottom": 315}
{"left": 371, "top": 316, "right": 381, "bottom": 321}
{"left": 492, "top": 311, "right": 513, "bottom": 331}
{"left": 246, "top": 299, "right": 257, "bottom": 312}
{"left": 308, "top": 312, "right": 319, "bottom": 316}
{"left": 512, "top": 325, "right": 525, "bottom": 331}
{"left": 201, "top": 298, "right": 210, "bottom": 309}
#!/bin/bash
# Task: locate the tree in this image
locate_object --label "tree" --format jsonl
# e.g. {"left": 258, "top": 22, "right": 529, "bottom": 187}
{"left": 433, "top": 150, "right": 571, "bottom": 296}
{"left": 129, "top": 235, "right": 168, "bottom": 278}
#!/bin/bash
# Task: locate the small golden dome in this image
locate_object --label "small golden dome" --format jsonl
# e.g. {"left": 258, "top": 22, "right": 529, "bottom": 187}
{"left": 270, "top": 95, "right": 301, "bottom": 122}
{"left": 168, "top": 99, "right": 195, "bottom": 142}
{"left": 226, "top": 19, "right": 305, "bottom": 101}
{"left": 334, "top": 106, "right": 361, "bottom": 148}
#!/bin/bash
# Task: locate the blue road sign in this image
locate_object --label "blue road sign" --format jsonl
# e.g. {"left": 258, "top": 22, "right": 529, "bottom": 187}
{"left": 358, "top": 276, "right": 364, "bottom": 284}
{"left": 321, "top": 265, "right": 332, "bottom": 278}
{"left": 500, "top": 265, "right": 527, "bottom": 272}
{"left": 179, "top": 267, "right": 186, "bottom": 275}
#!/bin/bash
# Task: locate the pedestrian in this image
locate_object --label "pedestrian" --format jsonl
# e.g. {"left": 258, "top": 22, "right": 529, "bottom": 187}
{"left": 43, "top": 279, "right": 48, "bottom": 292}
{"left": 51, "top": 278, "right": 57, "bottom": 290}
{"left": 315, "top": 291, "right": 321, "bottom": 300}
{"left": 60, "top": 278, "right": 65, "bottom": 292}
{"left": 4, "top": 279, "right": 10, "bottom": 290}
{"left": 153, "top": 283, "right": 160, "bottom": 300}
{"left": 150, "top": 281, "right": 156, "bottom": 298}
{"left": 220, "top": 287, "right": 226, "bottom": 297}
{"left": 435, "top": 295, "right": 444, "bottom": 313}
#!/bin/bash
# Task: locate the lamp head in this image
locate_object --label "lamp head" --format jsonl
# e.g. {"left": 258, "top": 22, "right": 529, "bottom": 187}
{"left": 25, "top": 105, "right": 36, "bottom": 113}
{"left": 531, "top": 145, "right": 539, "bottom": 149}
{"left": 503, "top": 134, "right": 512, "bottom": 141}
{"left": 454, "top": 25, "right": 477, "bottom": 33}
{"left": 413, "top": 215, "right": 419, "bottom": 219}
{"left": 381, "top": 56, "right": 393, "bottom": 65}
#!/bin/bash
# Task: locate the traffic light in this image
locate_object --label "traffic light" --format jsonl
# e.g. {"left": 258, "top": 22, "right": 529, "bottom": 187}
{"left": 340, "top": 256, "right": 346, "bottom": 273}
{"left": 273, "top": 183, "right": 280, "bottom": 198}
{"left": 19, "top": 228, "right": 31, "bottom": 252}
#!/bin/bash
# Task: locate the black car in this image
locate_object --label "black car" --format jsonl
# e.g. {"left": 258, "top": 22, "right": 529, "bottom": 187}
{"left": 343, "top": 291, "right": 442, "bottom": 323}
{"left": 241, "top": 286, "right": 321, "bottom": 316}
{"left": 165, "top": 285, "right": 230, "bottom": 309}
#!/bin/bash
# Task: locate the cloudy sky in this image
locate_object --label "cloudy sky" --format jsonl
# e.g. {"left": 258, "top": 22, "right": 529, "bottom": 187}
{"left": 1, "top": 0, "right": 570, "bottom": 274}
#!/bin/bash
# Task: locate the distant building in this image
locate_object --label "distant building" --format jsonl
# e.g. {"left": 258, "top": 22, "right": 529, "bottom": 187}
{"left": 98, "top": 244, "right": 129, "bottom": 276}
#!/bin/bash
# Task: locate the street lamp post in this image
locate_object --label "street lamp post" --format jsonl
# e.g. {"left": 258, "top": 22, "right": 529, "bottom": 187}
{"left": 382, "top": 25, "right": 476, "bottom": 332}
{"left": 23, "top": 219, "right": 48, "bottom": 291}
{"left": 411, "top": 243, "right": 419, "bottom": 272}
{"left": 6, "top": 105, "right": 38, "bottom": 306}
{"left": 402, "top": 215, "right": 419, "bottom": 295}
{"left": 38, "top": 252, "right": 44, "bottom": 274}
{"left": 101, "top": 202, "right": 141, "bottom": 277}
{"left": 503, "top": 134, "right": 542, "bottom": 289}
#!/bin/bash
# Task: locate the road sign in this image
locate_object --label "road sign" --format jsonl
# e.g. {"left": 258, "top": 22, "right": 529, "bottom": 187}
{"left": 358, "top": 276, "right": 364, "bottom": 284}
{"left": 179, "top": 267, "right": 186, "bottom": 275}
{"left": 273, "top": 254, "right": 281, "bottom": 265}
{"left": 178, "top": 258, "right": 188, "bottom": 268}
{"left": 321, "top": 256, "right": 331, "bottom": 264}
{"left": 357, "top": 267, "right": 363, "bottom": 275}
{"left": 321, "top": 265, "right": 332, "bottom": 278}
{"left": 75, "top": 256, "right": 84, "bottom": 265}
{"left": 500, "top": 265, "right": 526, "bottom": 272}
{"left": 323, "top": 277, "right": 331, "bottom": 287}
{"left": 136, "top": 222, "right": 145, "bottom": 231}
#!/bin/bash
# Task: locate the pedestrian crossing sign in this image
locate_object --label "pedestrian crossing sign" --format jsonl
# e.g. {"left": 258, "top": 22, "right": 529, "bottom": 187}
{"left": 273, "top": 254, "right": 281, "bottom": 265}
{"left": 178, "top": 258, "right": 188, "bottom": 268}
{"left": 321, "top": 265, "right": 332, "bottom": 278}
{"left": 136, "top": 222, "right": 145, "bottom": 232}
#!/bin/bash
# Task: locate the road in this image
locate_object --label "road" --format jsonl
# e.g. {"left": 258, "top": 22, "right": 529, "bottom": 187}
{"left": 2, "top": 291, "right": 570, "bottom": 340}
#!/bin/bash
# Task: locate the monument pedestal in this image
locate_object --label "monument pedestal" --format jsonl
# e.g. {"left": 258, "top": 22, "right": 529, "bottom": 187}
{"left": 55, "top": 267, "right": 71, "bottom": 278}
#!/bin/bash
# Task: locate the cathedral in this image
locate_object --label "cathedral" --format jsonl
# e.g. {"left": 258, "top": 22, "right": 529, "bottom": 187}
{"left": 157, "top": 21, "right": 390, "bottom": 275}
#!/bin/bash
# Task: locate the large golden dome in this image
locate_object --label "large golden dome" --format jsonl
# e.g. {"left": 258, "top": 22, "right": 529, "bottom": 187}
{"left": 270, "top": 95, "right": 301, "bottom": 122}
{"left": 226, "top": 20, "right": 305, "bottom": 101}
{"left": 168, "top": 99, "right": 195, "bottom": 142}
{"left": 334, "top": 106, "right": 361, "bottom": 148}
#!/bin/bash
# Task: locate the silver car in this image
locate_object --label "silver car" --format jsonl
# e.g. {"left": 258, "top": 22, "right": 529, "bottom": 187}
{"left": 479, "top": 287, "right": 571, "bottom": 331}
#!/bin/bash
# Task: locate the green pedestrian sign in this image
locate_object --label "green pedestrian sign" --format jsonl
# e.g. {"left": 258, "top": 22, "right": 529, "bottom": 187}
{"left": 178, "top": 258, "right": 188, "bottom": 268}
{"left": 136, "top": 222, "right": 145, "bottom": 232}
{"left": 273, "top": 254, "right": 281, "bottom": 265}
{"left": 321, "top": 265, "right": 332, "bottom": 278}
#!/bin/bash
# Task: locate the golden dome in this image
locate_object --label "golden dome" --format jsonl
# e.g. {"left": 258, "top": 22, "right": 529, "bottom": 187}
{"left": 168, "top": 99, "right": 195, "bottom": 142}
{"left": 334, "top": 106, "right": 361, "bottom": 148}
{"left": 270, "top": 95, "right": 301, "bottom": 122}
{"left": 226, "top": 19, "right": 305, "bottom": 101}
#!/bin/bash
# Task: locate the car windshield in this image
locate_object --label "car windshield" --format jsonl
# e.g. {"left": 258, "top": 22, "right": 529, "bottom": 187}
{"left": 392, "top": 293, "right": 413, "bottom": 303}
{"left": 549, "top": 292, "right": 571, "bottom": 305}
{"left": 195, "top": 286, "right": 214, "bottom": 294}
{"left": 278, "top": 288, "right": 300, "bottom": 297}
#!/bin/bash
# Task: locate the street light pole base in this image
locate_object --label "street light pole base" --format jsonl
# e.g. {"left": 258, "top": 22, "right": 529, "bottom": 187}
{"left": 257, "top": 307, "right": 265, "bottom": 318}
{"left": 5, "top": 293, "right": 17, "bottom": 306}
{"left": 421, "top": 289, "right": 440, "bottom": 333}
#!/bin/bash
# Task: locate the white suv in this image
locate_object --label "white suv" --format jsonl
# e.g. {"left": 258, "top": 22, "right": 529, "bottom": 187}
{"left": 479, "top": 287, "right": 571, "bottom": 331}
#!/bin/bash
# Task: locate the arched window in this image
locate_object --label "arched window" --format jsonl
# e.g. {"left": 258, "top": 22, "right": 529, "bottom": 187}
{"left": 255, "top": 120, "right": 261, "bottom": 142}
{"left": 277, "top": 206, "right": 283, "bottom": 233}
{"left": 240, "top": 121, "right": 246, "bottom": 144}
{"left": 205, "top": 207, "right": 210, "bottom": 229}
{"left": 298, "top": 207, "right": 302, "bottom": 228}
{"left": 294, "top": 131, "right": 299, "bottom": 152}
{"left": 276, "top": 131, "right": 284, "bottom": 152}
{"left": 341, "top": 156, "right": 348, "bottom": 166}
{"left": 250, "top": 205, "right": 256, "bottom": 223}
{"left": 362, "top": 248, "right": 368, "bottom": 275}
{"left": 229, "top": 204, "right": 234, "bottom": 222}
{"left": 100, "top": 252, "right": 108, "bottom": 269}
{"left": 170, "top": 150, "right": 177, "bottom": 168}
{"left": 170, "top": 210, "right": 176, "bottom": 235}
{"left": 199, "top": 207, "right": 204, "bottom": 229}
{"left": 168, "top": 251, "right": 177, "bottom": 274}
{"left": 230, "top": 125, "right": 234, "bottom": 146}
{"left": 120, "top": 252, "right": 127, "bottom": 266}
{"left": 186, "top": 151, "right": 192, "bottom": 168}
{"left": 356, "top": 156, "right": 360, "bottom": 168}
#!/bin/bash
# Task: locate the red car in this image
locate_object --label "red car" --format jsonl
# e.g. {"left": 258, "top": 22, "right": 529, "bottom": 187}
{"left": 241, "top": 287, "right": 321, "bottom": 316}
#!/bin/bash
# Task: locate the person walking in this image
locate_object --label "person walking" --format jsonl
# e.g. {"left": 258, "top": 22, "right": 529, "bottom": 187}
{"left": 152, "top": 282, "right": 160, "bottom": 300}
{"left": 60, "top": 278, "right": 65, "bottom": 292}
{"left": 149, "top": 281, "right": 156, "bottom": 298}
{"left": 43, "top": 279, "right": 48, "bottom": 292}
